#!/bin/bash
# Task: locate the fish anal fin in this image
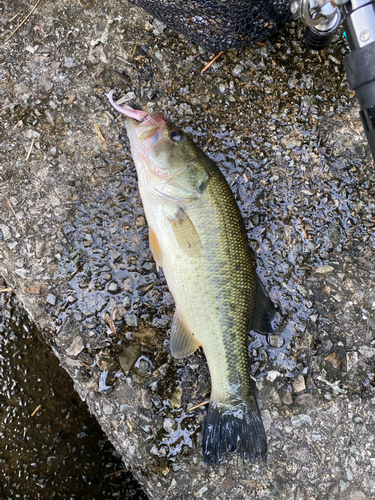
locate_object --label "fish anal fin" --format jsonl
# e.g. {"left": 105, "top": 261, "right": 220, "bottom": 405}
{"left": 170, "top": 309, "right": 200, "bottom": 358}
{"left": 168, "top": 207, "right": 202, "bottom": 258}
{"left": 149, "top": 226, "right": 163, "bottom": 271}
{"left": 251, "top": 273, "right": 276, "bottom": 334}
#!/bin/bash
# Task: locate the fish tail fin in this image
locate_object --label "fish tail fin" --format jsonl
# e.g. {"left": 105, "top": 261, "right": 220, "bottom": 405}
{"left": 202, "top": 390, "right": 267, "bottom": 464}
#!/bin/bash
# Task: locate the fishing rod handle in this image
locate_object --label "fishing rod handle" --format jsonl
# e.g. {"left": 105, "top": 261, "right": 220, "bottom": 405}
{"left": 343, "top": 0, "right": 375, "bottom": 163}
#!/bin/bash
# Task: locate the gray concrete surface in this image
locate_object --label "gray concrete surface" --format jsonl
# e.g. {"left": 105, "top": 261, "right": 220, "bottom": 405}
{"left": 1, "top": 0, "right": 375, "bottom": 498}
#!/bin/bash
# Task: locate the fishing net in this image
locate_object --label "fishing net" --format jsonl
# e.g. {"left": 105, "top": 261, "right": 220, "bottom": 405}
{"left": 128, "top": 0, "right": 292, "bottom": 52}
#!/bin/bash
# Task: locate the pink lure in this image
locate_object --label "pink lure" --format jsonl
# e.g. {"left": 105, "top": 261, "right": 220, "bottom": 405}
{"left": 105, "top": 89, "right": 150, "bottom": 122}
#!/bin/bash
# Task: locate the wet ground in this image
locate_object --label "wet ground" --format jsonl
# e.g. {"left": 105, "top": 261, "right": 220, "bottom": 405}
{"left": 0, "top": 284, "right": 146, "bottom": 499}
{"left": 1, "top": 0, "right": 375, "bottom": 498}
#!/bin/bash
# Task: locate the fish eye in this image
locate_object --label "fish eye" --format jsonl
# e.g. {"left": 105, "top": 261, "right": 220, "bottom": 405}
{"left": 170, "top": 130, "right": 185, "bottom": 142}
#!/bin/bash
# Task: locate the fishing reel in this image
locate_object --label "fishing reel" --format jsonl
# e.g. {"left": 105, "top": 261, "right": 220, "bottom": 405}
{"left": 290, "top": 0, "right": 375, "bottom": 162}
{"left": 289, "top": 0, "right": 342, "bottom": 50}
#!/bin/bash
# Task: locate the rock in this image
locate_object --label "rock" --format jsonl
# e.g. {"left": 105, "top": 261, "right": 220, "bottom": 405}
{"left": 347, "top": 351, "right": 359, "bottom": 371}
{"left": 119, "top": 344, "right": 141, "bottom": 373}
{"left": 293, "top": 374, "right": 306, "bottom": 393}
{"left": 15, "top": 269, "right": 29, "bottom": 279}
{"left": 287, "top": 243, "right": 301, "bottom": 265}
{"left": 261, "top": 409, "right": 272, "bottom": 432}
{"left": 163, "top": 418, "right": 175, "bottom": 433}
{"left": 152, "top": 315, "right": 171, "bottom": 328}
{"left": 267, "top": 370, "right": 281, "bottom": 382}
{"left": 170, "top": 386, "right": 182, "bottom": 409}
{"left": 142, "top": 261, "right": 155, "bottom": 271}
{"left": 324, "top": 353, "right": 342, "bottom": 370}
{"left": 233, "top": 63, "right": 244, "bottom": 76}
{"left": 64, "top": 57, "right": 75, "bottom": 68}
{"left": 46, "top": 293, "right": 56, "bottom": 305}
{"left": 98, "top": 370, "right": 112, "bottom": 392}
{"left": 66, "top": 335, "right": 85, "bottom": 357}
{"left": 35, "top": 240, "right": 45, "bottom": 259}
{"left": 163, "top": 292, "right": 174, "bottom": 306}
{"left": 135, "top": 215, "right": 146, "bottom": 227}
{"left": 107, "top": 281, "right": 118, "bottom": 292}
{"left": 26, "top": 284, "right": 41, "bottom": 294}
{"left": 296, "top": 393, "right": 316, "bottom": 408}
{"left": 268, "top": 335, "right": 284, "bottom": 348}
{"left": 283, "top": 389, "right": 293, "bottom": 405}
{"left": 291, "top": 414, "right": 312, "bottom": 427}
{"left": 123, "top": 278, "right": 133, "bottom": 293}
{"left": 135, "top": 355, "right": 152, "bottom": 373}
{"left": 125, "top": 314, "right": 138, "bottom": 327}
{"left": 315, "top": 265, "right": 335, "bottom": 274}
{"left": 0, "top": 225, "right": 11, "bottom": 240}
{"left": 359, "top": 346, "right": 375, "bottom": 358}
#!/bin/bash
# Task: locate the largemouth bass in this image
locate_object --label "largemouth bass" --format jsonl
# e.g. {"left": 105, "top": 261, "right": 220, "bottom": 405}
{"left": 107, "top": 91, "right": 276, "bottom": 464}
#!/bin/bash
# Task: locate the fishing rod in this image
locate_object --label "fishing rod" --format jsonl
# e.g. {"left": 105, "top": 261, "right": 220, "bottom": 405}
{"left": 290, "top": 0, "right": 375, "bottom": 162}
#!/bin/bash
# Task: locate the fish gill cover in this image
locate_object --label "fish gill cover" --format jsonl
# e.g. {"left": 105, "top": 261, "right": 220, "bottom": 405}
{"left": 126, "top": 0, "right": 292, "bottom": 52}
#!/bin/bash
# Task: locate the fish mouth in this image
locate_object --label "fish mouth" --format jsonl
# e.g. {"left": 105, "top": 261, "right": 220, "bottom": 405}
{"left": 105, "top": 90, "right": 168, "bottom": 148}
{"left": 126, "top": 112, "right": 167, "bottom": 148}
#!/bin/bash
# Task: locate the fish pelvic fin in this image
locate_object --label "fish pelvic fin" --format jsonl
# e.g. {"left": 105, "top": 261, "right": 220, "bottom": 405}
{"left": 170, "top": 309, "right": 201, "bottom": 358}
{"left": 251, "top": 272, "right": 276, "bottom": 334}
{"left": 202, "top": 393, "right": 267, "bottom": 465}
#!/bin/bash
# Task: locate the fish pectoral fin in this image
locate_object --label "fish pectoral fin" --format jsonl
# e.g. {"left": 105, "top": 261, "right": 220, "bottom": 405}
{"left": 250, "top": 273, "right": 277, "bottom": 334}
{"left": 168, "top": 207, "right": 202, "bottom": 258}
{"left": 170, "top": 309, "right": 201, "bottom": 358}
{"left": 149, "top": 226, "right": 163, "bottom": 271}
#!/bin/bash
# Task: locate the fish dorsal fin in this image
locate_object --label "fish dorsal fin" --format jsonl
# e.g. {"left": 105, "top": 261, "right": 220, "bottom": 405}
{"left": 149, "top": 226, "right": 163, "bottom": 271}
{"left": 250, "top": 273, "right": 276, "bottom": 334}
{"left": 170, "top": 309, "right": 201, "bottom": 358}
{"left": 168, "top": 208, "right": 202, "bottom": 258}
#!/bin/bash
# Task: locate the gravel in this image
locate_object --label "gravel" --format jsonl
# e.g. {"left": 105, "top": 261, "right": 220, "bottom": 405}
{"left": 1, "top": 0, "right": 375, "bottom": 499}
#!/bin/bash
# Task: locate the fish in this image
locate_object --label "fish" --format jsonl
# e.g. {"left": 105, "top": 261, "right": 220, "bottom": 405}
{"left": 106, "top": 90, "right": 276, "bottom": 464}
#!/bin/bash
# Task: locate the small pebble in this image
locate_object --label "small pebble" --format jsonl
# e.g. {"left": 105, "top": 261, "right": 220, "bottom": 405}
{"left": 46, "top": 293, "right": 56, "bottom": 305}
{"left": 107, "top": 282, "right": 118, "bottom": 292}
{"left": 293, "top": 374, "right": 306, "bottom": 393}
{"left": 283, "top": 389, "right": 293, "bottom": 405}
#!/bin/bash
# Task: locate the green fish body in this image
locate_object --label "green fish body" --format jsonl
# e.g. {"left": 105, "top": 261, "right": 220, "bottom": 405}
{"left": 107, "top": 93, "right": 275, "bottom": 463}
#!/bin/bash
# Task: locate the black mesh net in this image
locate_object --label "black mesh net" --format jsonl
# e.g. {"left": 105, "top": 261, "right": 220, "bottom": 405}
{"left": 128, "top": 0, "right": 292, "bottom": 53}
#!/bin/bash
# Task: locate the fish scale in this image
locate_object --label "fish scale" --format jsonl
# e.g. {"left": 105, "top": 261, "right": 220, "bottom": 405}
{"left": 106, "top": 93, "right": 276, "bottom": 464}
{"left": 148, "top": 165, "right": 254, "bottom": 403}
